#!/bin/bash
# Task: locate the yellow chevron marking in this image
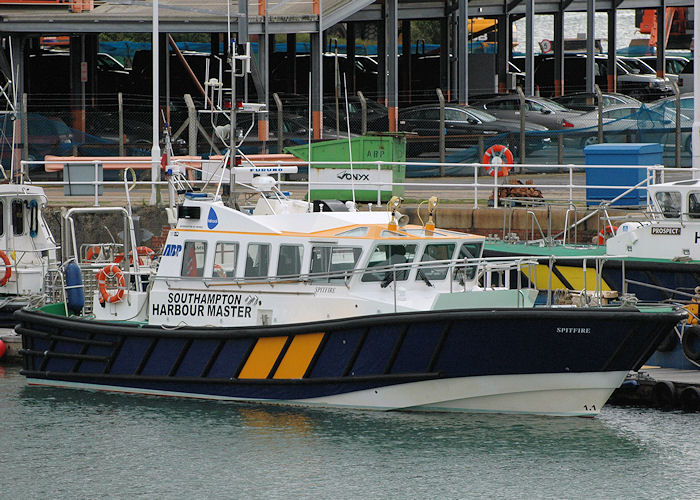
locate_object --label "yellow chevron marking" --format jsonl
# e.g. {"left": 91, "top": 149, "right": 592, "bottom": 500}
{"left": 520, "top": 264, "right": 611, "bottom": 291}
{"left": 238, "top": 336, "right": 288, "bottom": 379}
{"left": 273, "top": 333, "right": 325, "bottom": 379}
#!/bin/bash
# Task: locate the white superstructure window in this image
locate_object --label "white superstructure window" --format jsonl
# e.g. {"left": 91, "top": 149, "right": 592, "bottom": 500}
{"left": 310, "top": 246, "right": 362, "bottom": 283}
{"left": 213, "top": 242, "right": 238, "bottom": 278}
{"left": 181, "top": 241, "right": 207, "bottom": 277}
{"left": 245, "top": 243, "right": 270, "bottom": 278}
{"left": 277, "top": 244, "right": 303, "bottom": 278}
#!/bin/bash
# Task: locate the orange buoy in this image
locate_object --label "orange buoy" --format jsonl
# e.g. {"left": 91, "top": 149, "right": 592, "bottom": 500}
{"left": 482, "top": 145, "right": 514, "bottom": 177}
{"left": 0, "top": 251, "right": 11, "bottom": 287}
{"left": 597, "top": 225, "right": 618, "bottom": 245}
{"left": 96, "top": 264, "right": 126, "bottom": 303}
{"left": 0, "top": 339, "right": 6, "bottom": 360}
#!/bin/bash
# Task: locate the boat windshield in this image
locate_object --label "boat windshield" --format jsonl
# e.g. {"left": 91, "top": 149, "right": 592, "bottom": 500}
{"left": 655, "top": 191, "right": 681, "bottom": 219}
{"left": 310, "top": 246, "right": 362, "bottom": 282}
{"left": 362, "top": 244, "right": 417, "bottom": 282}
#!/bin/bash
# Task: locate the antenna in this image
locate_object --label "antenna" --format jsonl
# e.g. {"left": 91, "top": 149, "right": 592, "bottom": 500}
{"left": 307, "top": 72, "right": 312, "bottom": 212}
{"left": 343, "top": 74, "right": 355, "bottom": 205}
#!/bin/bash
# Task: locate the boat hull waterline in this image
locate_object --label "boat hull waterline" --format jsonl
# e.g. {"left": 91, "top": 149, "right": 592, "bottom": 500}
{"left": 17, "top": 307, "right": 683, "bottom": 416}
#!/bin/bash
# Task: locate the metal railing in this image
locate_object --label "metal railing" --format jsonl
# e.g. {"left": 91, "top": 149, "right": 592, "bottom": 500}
{"left": 17, "top": 157, "right": 694, "bottom": 211}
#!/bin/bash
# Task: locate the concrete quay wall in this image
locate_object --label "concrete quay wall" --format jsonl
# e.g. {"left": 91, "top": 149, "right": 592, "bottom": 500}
{"left": 403, "top": 205, "right": 624, "bottom": 243}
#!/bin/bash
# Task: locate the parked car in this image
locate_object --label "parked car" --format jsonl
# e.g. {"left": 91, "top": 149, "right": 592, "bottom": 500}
{"left": 562, "top": 103, "right": 684, "bottom": 149}
{"left": 677, "top": 59, "right": 694, "bottom": 94}
{"left": 0, "top": 113, "right": 128, "bottom": 178}
{"left": 270, "top": 93, "right": 389, "bottom": 134}
{"left": 638, "top": 55, "right": 689, "bottom": 84}
{"left": 649, "top": 94, "right": 694, "bottom": 151}
{"left": 397, "top": 104, "right": 549, "bottom": 158}
{"left": 471, "top": 95, "right": 583, "bottom": 129}
{"left": 26, "top": 51, "right": 131, "bottom": 97}
{"left": 551, "top": 92, "right": 642, "bottom": 111}
{"left": 212, "top": 113, "right": 356, "bottom": 154}
{"left": 534, "top": 54, "right": 673, "bottom": 101}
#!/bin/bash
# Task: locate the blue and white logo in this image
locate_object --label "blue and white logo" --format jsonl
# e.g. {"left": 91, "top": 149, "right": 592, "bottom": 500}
{"left": 207, "top": 207, "right": 219, "bottom": 229}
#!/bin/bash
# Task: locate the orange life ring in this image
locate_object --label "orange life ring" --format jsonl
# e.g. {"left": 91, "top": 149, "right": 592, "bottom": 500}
{"left": 0, "top": 251, "right": 11, "bottom": 287}
{"left": 213, "top": 264, "right": 226, "bottom": 278}
{"left": 483, "top": 145, "right": 514, "bottom": 177}
{"left": 96, "top": 264, "right": 125, "bottom": 303}
{"left": 85, "top": 245, "right": 102, "bottom": 262}
{"left": 597, "top": 225, "right": 618, "bottom": 245}
{"left": 114, "top": 246, "right": 155, "bottom": 266}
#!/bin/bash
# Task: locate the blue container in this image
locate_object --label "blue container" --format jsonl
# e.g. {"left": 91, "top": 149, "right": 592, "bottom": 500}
{"left": 584, "top": 143, "right": 662, "bottom": 206}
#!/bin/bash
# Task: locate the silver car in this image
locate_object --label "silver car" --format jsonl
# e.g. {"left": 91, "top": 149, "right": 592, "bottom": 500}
{"left": 473, "top": 95, "right": 583, "bottom": 129}
{"left": 561, "top": 103, "right": 686, "bottom": 149}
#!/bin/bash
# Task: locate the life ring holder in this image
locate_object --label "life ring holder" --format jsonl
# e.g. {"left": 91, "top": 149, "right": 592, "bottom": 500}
{"left": 482, "top": 145, "right": 514, "bottom": 177}
{"left": 96, "top": 264, "right": 125, "bottom": 303}
{"left": 0, "top": 251, "right": 11, "bottom": 287}
{"left": 597, "top": 225, "right": 618, "bottom": 245}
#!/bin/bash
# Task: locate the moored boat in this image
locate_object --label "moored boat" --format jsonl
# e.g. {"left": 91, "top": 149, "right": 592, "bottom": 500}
{"left": 17, "top": 177, "right": 685, "bottom": 416}
{"left": 0, "top": 183, "right": 57, "bottom": 327}
{"left": 484, "top": 177, "right": 700, "bottom": 370}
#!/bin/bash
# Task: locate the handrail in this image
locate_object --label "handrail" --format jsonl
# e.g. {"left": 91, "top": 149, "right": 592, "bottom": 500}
{"left": 148, "top": 253, "right": 623, "bottom": 313}
{"left": 18, "top": 158, "right": 699, "bottom": 211}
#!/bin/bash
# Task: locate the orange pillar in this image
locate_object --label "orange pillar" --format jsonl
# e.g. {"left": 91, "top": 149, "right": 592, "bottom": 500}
{"left": 313, "top": 111, "right": 322, "bottom": 140}
{"left": 388, "top": 106, "right": 397, "bottom": 132}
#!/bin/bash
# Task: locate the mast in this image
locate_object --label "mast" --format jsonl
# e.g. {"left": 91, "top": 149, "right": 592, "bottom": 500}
{"left": 150, "top": 0, "right": 162, "bottom": 203}
{"left": 693, "top": 0, "right": 700, "bottom": 176}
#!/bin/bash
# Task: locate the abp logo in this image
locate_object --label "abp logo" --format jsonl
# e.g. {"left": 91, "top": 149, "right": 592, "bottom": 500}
{"left": 207, "top": 207, "right": 219, "bottom": 229}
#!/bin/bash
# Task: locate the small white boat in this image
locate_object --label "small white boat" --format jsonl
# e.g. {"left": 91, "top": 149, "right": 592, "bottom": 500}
{"left": 0, "top": 183, "right": 57, "bottom": 327}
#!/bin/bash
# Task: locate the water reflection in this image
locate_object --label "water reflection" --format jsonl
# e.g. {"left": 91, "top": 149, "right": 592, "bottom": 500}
{"left": 3, "top": 366, "right": 698, "bottom": 498}
{"left": 18, "top": 381, "right": 649, "bottom": 462}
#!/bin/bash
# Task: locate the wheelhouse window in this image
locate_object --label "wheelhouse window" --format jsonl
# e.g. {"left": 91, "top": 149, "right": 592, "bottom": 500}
{"left": 689, "top": 193, "right": 700, "bottom": 219}
{"left": 277, "top": 245, "right": 303, "bottom": 278}
{"left": 335, "top": 227, "right": 369, "bottom": 237}
{"left": 416, "top": 243, "right": 456, "bottom": 281}
{"left": 362, "top": 244, "right": 417, "bottom": 283}
{"left": 454, "top": 242, "right": 483, "bottom": 282}
{"left": 11, "top": 200, "right": 23, "bottom": 235}
{"left": 212, "top": 242, "right": 238, "bottom": 278}
{"left": 655, "top": 191, "right": 681, "bottom": 219}
{"left": 310, "top": 246, "right": 362, "bottom": 283}
{"left": 0, "top": 202, "right": 4, "bottom": 236}
{"left": 181, "top": 241, "right": 207, "bottom": 277}
{"left": 245, "top": 243, "right": 271, "bottom": 278}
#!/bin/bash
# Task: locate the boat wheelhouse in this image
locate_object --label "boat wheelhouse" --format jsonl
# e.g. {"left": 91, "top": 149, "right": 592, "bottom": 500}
{"left": 0, "top": 183, "right": 57, "bottom": 326}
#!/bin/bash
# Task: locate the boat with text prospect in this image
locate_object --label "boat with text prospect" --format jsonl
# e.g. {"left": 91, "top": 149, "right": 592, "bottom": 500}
{"left": 483, "top": 177, "right": 700, "bottom": 370}
{"left": 0, "top": 183, "right": 57, "bottom": 327}
{"left": 16, "top": 169, "right": 685, "bottom": 416}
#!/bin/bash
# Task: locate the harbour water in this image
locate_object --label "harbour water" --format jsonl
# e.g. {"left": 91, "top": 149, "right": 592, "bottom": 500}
{"left": 1, "top": 365, "right": 698, "bottom": 498}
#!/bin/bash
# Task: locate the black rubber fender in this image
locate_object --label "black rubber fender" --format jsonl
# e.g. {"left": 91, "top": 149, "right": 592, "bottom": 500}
{"left": 652, "top": 380, "right": 676, "bottom": 409}
{"left": 681, "top": 325, "right": 700, "bottom": 363}
{"left": 656, "top": 331, "right": 678, "bottom": 352}
{"left": 680, "top": 386, "right": 700, "bottom": 413}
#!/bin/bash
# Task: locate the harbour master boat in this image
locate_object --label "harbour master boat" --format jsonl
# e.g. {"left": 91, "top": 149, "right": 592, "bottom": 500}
{"left": 16, "top": 170, "right": 685, "bottom": 416}
{"left": 484, "top": 177, "right": 700, "bottom": 370}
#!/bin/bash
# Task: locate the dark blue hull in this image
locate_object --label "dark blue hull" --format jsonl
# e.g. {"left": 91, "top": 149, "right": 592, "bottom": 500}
{"left": 17, "top": 307, "right": 683, "bottom": 408}
{"left": 484, "top": 248, "right": 700, "bottom": 370}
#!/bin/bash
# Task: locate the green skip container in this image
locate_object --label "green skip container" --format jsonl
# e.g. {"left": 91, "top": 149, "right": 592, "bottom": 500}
{"left": 284, "top": 133, "right": 406, "bottom": 203}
